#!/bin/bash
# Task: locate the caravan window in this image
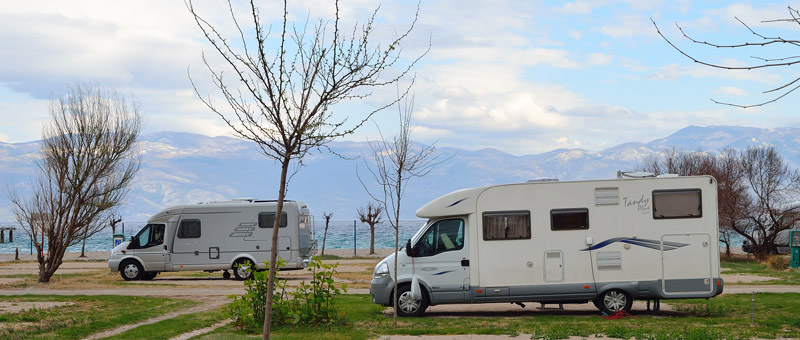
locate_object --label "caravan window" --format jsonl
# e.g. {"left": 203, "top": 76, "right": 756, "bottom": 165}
{"left": 653, "top": 189, "right": 702, "bottom": 219}
{"left": 415, "top": 219, "right": 465, "bottom": 257}
{"left": 178, "top": 220, "right": 201, "bottom": 238}
{"left": 482, "top": 211, "right": 531, "bottom": 240}
{"left": 258, "top": 212, "right": 288, "bottom": 228}
{"left": 551, "top": 208, "right": 589, "bottom": 230}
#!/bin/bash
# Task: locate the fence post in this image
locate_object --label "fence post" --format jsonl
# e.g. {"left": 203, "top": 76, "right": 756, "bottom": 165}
{"left": 353, "top": 220, "right": 357, "bottom": 257}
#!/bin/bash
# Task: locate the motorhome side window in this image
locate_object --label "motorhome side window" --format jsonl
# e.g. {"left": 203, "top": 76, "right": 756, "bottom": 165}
{"left": 482, "top": 211, "right": 531, "bottom": 240}
{"left": 551, "top": 208, "right": 589, "bottom": 230}
{"left": 652, "top": 189, "right": 702, "bottom": 219}
{"left": 177, "top": 220, "right": 201, "bottom": 238}
{"left": 416, "top": 219, "right": 465, "bottom": 257}
{"left": 258, "top": 212, "right": 288, "bottom": 228}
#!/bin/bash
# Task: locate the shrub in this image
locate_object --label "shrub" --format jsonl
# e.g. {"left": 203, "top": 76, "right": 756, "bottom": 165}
{"left": 766, "top": 255, "right": 789, "bottom": 271}
{"left": 226, "top": 257, "right": 347, "bottom": 330}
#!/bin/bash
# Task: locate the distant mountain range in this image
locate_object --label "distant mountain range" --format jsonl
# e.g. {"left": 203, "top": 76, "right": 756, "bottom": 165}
{"left": 1, "top": 125, "right": 798, "bottom": 221}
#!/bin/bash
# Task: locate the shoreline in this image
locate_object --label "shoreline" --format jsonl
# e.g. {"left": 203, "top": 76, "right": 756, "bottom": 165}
{"left": 0, "top": 246, "right": 752, "bottom": 263}
{"left": 0, "top": 247, "right": 399, "bottom": 263}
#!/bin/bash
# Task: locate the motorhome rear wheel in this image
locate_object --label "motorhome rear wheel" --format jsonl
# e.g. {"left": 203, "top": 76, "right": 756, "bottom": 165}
{"left": 233, "top": 258, "right": 255, "bottom": 281}
{"left": 596, "top": 289, "right": 632, "bottom": 314}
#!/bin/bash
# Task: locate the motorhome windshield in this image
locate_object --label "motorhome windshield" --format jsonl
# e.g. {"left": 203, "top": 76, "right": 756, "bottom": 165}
{"left": 410, "top": 220, "right": 431, "bottom": 246}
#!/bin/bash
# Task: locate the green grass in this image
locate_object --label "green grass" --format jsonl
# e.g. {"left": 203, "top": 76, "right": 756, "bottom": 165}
{"left": 98, "top": 307, "right": 227, "bottom": 340}
{"left": 0, "top": 295, "right": 197, "bottom": 340}
{"left": 721, "top": 257, "right": 800, "bottom": 285}
{"left": 197, "top": 293, "right": 800, "bottom": 340}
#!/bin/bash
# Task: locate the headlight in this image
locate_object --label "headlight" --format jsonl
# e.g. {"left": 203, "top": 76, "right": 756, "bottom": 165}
{"left": 373, "top": 262, "right": 389, "bottom": 279}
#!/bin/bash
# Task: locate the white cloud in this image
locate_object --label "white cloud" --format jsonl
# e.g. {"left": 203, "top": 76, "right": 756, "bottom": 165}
{"left": 587, "top": 52, "right": 614, "bottom": 65}
{"left": 648, "top": 63, "right": 781, "bottom": 84}
{"left": 600, "top": 14, "right": 658, "bottom": 39}
{"left": 714, "top": 86, "right": 748, "bottom": 96}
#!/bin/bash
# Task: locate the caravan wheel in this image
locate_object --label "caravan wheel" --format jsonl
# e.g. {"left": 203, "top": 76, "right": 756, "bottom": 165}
{"left": 396, "top": 284, "right": 429, "bottom": 317}
{"left": 595, "top": 289, "right": 632, "bottom": 314}
{"left": 233, "top": 258, "right": 255, "bottom": 281}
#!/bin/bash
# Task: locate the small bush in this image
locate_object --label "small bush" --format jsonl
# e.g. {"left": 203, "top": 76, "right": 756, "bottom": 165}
{"left": 766, "top": 255, "right": 789, "bottom": 271}
{"left": 226, "top": 257, "right": 347, "bottom": 330}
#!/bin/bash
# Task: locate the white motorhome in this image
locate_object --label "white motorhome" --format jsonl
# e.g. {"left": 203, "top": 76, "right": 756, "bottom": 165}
{"left": 108, "top": 200, "right": 314, "bottom": 281}
{"left": 370, "top": 176, "right": 724, "bottom": 316}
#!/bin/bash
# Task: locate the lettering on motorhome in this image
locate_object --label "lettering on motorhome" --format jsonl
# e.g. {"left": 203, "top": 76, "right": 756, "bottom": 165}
{"left": 623, "top": 195, "right": 650, "bottom": 214}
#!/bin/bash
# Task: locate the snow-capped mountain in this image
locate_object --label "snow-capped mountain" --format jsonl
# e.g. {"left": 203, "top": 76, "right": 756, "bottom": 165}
{"left": 1, "top": 125, "right": 798, "bottom": 220}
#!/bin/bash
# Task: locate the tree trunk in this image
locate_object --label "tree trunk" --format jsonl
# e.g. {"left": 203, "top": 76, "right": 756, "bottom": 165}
{"left": 321, "top": 226, "right": 328, "bottom": 256}
{"left": 370, "top": 224, "right": 375, "bottom": 254}
{"left": 263, "top": 156, "right": 291, "bottom": 340}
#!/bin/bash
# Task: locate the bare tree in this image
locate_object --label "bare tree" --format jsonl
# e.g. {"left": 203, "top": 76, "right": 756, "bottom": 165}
{"left": 186, "top": 1, "right": 424, "bottom": 337}
{"left": 358, "top": 202, "right": 383, "bottom": 255}
{"left": 652, "top": 7, "right": 800, "bottom": 108}
{"left": 8, "top": 84, "right": 141, "bottom": 283}
{"left": 360, "top": 94, "right": 441, "bottom": 325}
{"left": 320, "top": 212, "right": 332, "bottom": 256}
{"left": 737, "top": 146, "right": 800, "bottom": 259}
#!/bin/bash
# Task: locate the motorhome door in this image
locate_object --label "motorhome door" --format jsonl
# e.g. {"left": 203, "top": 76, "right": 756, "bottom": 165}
{"left": 411, "top": 218, "right": 469, "bottom": 303}
{"left": 130, "top": 223, "right": 168, "bottom": 271}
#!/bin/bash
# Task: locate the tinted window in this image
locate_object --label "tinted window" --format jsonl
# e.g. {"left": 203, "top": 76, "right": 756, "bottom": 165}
{"left": 653, "top": 189, "right": 702, "bottom": 219}
{"left": 483, "top": 211, "right": 531, "bottom": 240}
{"left": 551, "top": 208, "right": 589, "bottom": 230}
{"left": 415, "top": 219, "right": 465, "bottom": 257}
{"left": 178, "top": 220, "right": 201, "bottom": 238}
{"left": 258, "top": 212, "right": 288, "bottom": 228}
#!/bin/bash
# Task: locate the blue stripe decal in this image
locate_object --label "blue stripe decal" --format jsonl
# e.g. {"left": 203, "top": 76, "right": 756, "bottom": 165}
{"left": 432, "top": 270, "right": 454, "bottom": 276}
{"left": 447, "top": 198, "right": 468, "bottom": 208}
{"left": 581, "top": 237, "right": 688, "bottom": 251}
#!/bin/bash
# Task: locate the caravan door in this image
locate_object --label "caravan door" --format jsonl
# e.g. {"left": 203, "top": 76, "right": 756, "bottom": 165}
{"left": 412, "top": 218, "right": 469, "bottom": 303}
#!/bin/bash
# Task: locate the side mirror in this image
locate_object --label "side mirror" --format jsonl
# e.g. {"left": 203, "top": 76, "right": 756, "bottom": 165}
{"left": 405, "top": 239, "right": 414, "bottom": 257}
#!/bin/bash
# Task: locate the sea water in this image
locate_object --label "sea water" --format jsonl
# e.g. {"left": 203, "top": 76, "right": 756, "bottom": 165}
{"left": 0, "top": 219, "right": 745, "bottom": 255}
{"left": 0, "top": 219, "right": 424, "bottom": 255}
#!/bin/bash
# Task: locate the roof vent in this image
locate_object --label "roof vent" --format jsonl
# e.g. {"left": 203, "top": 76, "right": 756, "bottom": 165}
{"left": 526, "top": 178, "right": 559, "bottom": 183}
{"left": 617, "top": 171, "right": 655, "bottom": 179}
{"left": 656, "top": 174, "right": 679, "bottom": 178}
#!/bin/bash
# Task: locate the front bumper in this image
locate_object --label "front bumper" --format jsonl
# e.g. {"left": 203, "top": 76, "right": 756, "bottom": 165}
{"left": 108, "top": 257, "right": 122, "bottom": 273}
{"left": 370, "top": 276, "right": 394, "bottom": 306}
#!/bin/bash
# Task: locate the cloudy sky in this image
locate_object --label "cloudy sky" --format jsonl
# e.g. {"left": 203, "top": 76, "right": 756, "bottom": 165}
{"left": 1, "top": 1, "right": 798, "bottom": 155}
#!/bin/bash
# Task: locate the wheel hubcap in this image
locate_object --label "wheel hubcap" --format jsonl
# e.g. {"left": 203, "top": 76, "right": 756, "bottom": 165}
{"left": 398, "top": 291, "right": 420, "bottom": 313}
{"left": 124, "top": 264, "right": 139, "bottom": 278}
{"left": 237, "top": 262, "right": 251, "bottom": 278}
{"left": 604, "top": 291, "right": 626, "bottom": 312}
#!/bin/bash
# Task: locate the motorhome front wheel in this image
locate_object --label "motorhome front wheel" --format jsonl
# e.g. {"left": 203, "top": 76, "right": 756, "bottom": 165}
{"left": 396, "top": 284, "right": 429, "bottom": 317}
{"left": 120, "top": 260, "right": 143, "bottom": 281}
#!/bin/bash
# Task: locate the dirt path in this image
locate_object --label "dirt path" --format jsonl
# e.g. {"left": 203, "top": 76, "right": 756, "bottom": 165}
{"left": 81, "top": 296, "right": 228, "bottom": 340}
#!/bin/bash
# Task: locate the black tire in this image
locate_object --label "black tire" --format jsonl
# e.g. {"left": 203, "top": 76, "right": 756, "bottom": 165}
{"left": 395, "top": 284, "right": 429, "bottom": 317}
{"left": 594, "top": 289, "right": 632, "bottom": 314}
{"left": 120, "top": 260, "right": 143, "bottom": 281}
{"left": 141, "top": 271, "right": 158, "bottom": 280}
{"left": 223, "top": 271, "right": 231, "bottom": 280}
{"left": 233, "top": 258, "right": 255, "bottom": 281}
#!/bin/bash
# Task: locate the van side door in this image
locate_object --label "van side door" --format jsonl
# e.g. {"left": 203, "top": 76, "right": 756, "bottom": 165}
{"left": 412, "top": 218, "right": 469, "bottom": 304}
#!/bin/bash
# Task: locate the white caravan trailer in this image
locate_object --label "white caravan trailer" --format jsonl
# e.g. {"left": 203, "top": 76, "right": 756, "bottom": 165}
{"left": 370, "top": 176, "right": 723, "bottom": 316}
{"left": 108, "top": 200, "right": 314, "bottom": 281}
